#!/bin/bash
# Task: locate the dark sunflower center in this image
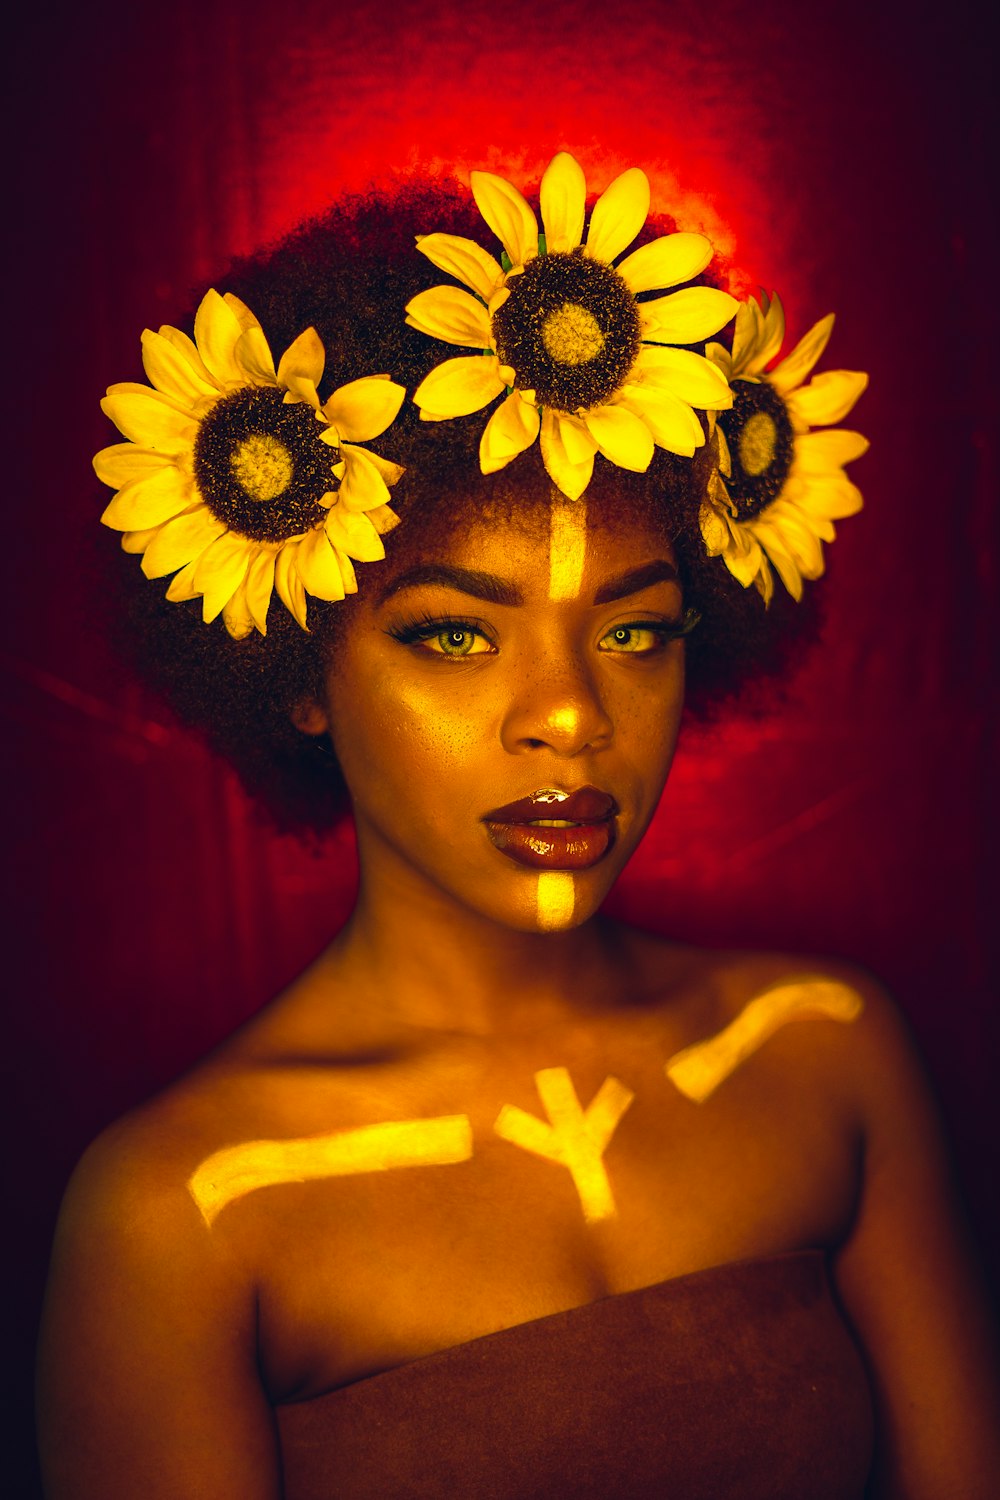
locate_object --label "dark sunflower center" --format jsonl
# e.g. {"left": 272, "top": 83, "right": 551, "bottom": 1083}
{"left": 193, "top": 386, "right": 337, "bottom": 542}
{"left": 491, "top": 250, "right": 641, "bottom": 412}
{"left": 716, "top": 379, "right": 794, "bottom": 521}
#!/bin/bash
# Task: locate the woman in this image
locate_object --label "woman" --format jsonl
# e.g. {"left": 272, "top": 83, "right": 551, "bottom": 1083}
{"left": 38, "top": 156, "right": 1000, "bottom": 1497}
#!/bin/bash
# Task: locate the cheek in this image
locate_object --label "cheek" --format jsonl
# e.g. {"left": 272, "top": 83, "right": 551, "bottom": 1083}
{"left": 326, "top": 661, "right": 490, "bottom": 809}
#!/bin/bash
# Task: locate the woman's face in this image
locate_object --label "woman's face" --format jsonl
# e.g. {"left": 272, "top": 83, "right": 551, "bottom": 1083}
{"left": 311, "top": 492, "right": 687, "bottom": 933}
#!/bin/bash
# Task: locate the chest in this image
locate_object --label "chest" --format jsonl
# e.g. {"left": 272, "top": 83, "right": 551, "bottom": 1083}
{"left": 235, "top": 1035, "right": 861, "bottom": 1400}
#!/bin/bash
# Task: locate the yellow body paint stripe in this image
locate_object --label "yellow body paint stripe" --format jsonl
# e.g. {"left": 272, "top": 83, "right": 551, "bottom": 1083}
{"left": 494, "top": 1066, "right": 634, "bottom": 1222}
{"left": 665, "top": 978, "right": 864, "bottom": 1103}
{"left": 548, "top": 493, "right": 587, "bottom": 601}
{"left": 188, "top": 1115, "right": 474, "bottom": 1227}
{"left": 536, "top": 871, "right": 575, "bottom": 930}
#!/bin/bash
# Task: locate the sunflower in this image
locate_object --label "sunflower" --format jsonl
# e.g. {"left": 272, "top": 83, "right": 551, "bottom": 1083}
{"left": 699, "top": 292, "right": 868, "bottom": 604}
{"left": 405, "top": 152, "right": 737, "bottom": 500}
{"left": 95, "top": 289, "right": 406, "bottom": 638}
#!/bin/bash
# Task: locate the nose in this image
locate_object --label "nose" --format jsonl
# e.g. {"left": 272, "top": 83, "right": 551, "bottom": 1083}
{"left": 500, "top": 646, "right": 614, "bottom": 757}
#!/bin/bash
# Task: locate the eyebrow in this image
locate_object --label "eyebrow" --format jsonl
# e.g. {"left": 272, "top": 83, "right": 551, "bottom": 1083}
{"left": 378, "top": 558, "right": 680, "bottom": 608}
{"left": 592, "top": 560, "right": 680, "bottom": 604}
{"left": 378, "top": 565, "right": 524, "bottom": 607}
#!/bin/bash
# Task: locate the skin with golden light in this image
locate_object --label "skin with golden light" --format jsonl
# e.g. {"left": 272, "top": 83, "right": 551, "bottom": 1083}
{"left": 302, "top": 494, "right": 686, "bottom": 940}
{"left": 37, "top": 488, "right": 1000, "bottom": 1499}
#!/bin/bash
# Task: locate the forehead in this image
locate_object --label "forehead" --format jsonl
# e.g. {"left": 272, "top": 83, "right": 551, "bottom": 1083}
{"left": 371, "top": 488, "right": 678, "bottom": 606}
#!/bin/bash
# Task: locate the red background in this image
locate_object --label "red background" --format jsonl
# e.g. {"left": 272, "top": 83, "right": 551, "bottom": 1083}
{"left": 3, "top": 0, "right": 997, "bottom": 1491}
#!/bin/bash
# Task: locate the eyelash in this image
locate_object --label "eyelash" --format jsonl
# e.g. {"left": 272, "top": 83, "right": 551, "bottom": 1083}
{"left": 385, "top": 609, "right": 700, "bottom": 659}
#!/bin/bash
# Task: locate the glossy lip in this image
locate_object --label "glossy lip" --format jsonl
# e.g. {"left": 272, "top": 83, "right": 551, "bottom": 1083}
{"left": 481, "top": 786, "right": 618, "bottom": 824}
{"left": 482, "top": 786, "right": 619, "bottom": 871}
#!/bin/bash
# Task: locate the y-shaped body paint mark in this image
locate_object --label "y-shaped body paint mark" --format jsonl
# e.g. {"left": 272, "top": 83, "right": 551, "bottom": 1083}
{"left": 188, "top": 1115, "right": 473, "bottom": 1227}
{"left": 665, "top": 978, "right": 864, "bottom": 1103}
{"left": 536, "top": 871, "right": 576, "bottom": 930}
{"left": 548, "top": 493, "right": 587, "bottom": 601}
{"left": 494, "top": 1067, "right": 634, "bottom": 1222}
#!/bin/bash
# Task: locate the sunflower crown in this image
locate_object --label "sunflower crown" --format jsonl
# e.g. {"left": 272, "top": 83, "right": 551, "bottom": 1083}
{"left": 406, "top": 151, "right": 739, "bottom": 502}
{"left": 96, "top": 158, "right": 870, "bottom": 633}
{"left": 699, "top": 291, "right": 869, "bottom": 603}
{"left": 95, "top": 289, "right": 406, "bottom": 639}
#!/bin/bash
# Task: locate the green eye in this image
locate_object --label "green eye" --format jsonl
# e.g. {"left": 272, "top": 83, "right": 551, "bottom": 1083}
{"left": 598, "top": 610, "right": 699, "bottom": 655}
{"left": 428, "top": 627, "right": 491, "bottom": 657}
{"left": 599, "top": 623, "right": 668, "bottom": 654}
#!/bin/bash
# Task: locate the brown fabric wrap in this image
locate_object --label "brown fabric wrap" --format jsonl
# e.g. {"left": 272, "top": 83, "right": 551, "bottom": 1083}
{"left": 276, "top": 1250, "right": 873, "bottom": 1499}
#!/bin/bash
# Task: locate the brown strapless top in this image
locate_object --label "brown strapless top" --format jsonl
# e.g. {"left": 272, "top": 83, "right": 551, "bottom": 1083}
{"left": 275, "top": 1250, "right": 873, "bottom": 1499}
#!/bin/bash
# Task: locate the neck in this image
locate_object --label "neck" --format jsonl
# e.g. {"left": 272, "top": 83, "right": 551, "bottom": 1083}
{"left": 320, "top": 841, "right": 640, "bottom": 1039}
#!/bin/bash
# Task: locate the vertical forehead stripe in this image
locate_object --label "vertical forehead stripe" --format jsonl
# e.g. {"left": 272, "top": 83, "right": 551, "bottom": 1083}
{"left": 549, "top": 494, "right": 588, "bottom": 601}
{"left": 665, "top": 978, "right": 864, "bottom": 1103}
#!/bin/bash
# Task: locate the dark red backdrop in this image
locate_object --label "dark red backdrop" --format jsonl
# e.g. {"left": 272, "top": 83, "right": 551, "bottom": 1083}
{"left": 3, "top": 0, "right": 997, "bottom": 1492}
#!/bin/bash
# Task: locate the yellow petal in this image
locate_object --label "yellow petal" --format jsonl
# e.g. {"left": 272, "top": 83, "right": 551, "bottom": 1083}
{"left": 554, "top": 410, "right": 599, "bottom": 465}
{"left": 101, "top": 389, "right": 199, "bottom": 452}
{"left": 121, "top": 527, "right": 159, "bottom": 555}
{"left": 337, "top": 445, "right": 390, "bottom": 512}
{"left": 141, "top": 506, "right": 226, "bottom": 578}
{"left": 222, "top": 293, "right": 263, "bottom": 334}
{"left": 715, "top": 424, "right": 733, "bottom": 476}
{"left": 479, "top": 390, "right": 541, "bottom": 473}
{"left": 539, "top": 410, "right": 595, "bottom": 500}
{"left": 157, "top": 326, "right": 219, "bottom": 391}
{"left": 617, "top": 232, "right": 713, "bottom": 293}
{"left": 635, "top": 346, "right": 733, "bottom": 410}
{"left": 791, "top": 429, "right": 869, "bottom": 473}
{"left": 705, "top": 341, "right": 733, "bottom": 381}
{"left": 748, "top": 519, "right": 805, "bottom": 599}
{"left": 193, "top": 289, "right": 246, "bottom": 386}
{"left": 93, "top": 443, "right": 172, "bottom": 489}
{"left": 470, "top": 170, "right": 538, "bottom": 267}
{"left": 539, "top": 152, "right": 586, "bottom": 253}
{"left": 585, "top": 168, "right": 649, "bottom": 264}
{"left": 764, "top": 503, "right": 826, "bottom": 576}
{"left": 221, "top": 579, "right": 256, "bottom": 640}
{"left": 275, "top": 543, "right": 309, "bottom": 629}
{"left": 786, "top": 370, "right": 868, "bottom": 428}
{"left": 295, "top": 526, "right": 347, "bottom": 602}
{"left": 616, "top": 384, "right": 705, "bottom": 456}
{"left": 322, "top": 376, "right": 406, "bottom": 442}
{"left": 244, "top": 549, "right": 277, "bottom": 635}
{"left": 413, "top": 355, "right": 506, "bottom": 418}
{"left": 583, "top": 404, "right": 654, "bottom": 472}
{"left": 141, "top": 329, "right": 217, "bottom": 404}
{"left": 779, "top": 497, "right": 835, "bottom": 542}
{"left": 192, "top": 532, "right": 254, "bottom": 621}
{"left": 165, "top": 558, "right": 200, "bottom": 601}
{"left": 641, "top": 287, "right": 739, "bottom": 344}
{"left": 277, "top": 327, "right": 325, "bottom": 397}
{"left": 789, "top": 473, "right": 864, "bottom": 519}
{"left": 699, "top": 501, "right": 731, "bottom": 557}
{"left": 344, "top": 444, "right": 404, "bottom": 486}
{"left": 325, "top": 507, "right": 386, "bottom": 563}
{"left": 367, "top": 504, "right": 400, "bottom": 536}
{"left": 415, "top": 233, "right": 505, "bottom": 300}
{"left": 234, "top": 324, "right": 278, "bottom": 385}
{"left": 730, "top": 299, "right": 761, "bottom": 373}
{"left": 754, "top": 293, "right": 786, "bottom": 370}
{"left": 338, "top": 552, "right": 359, "bottom": 593}
{"left": 101, "top": 465, "right": 192, "bottom": 530}
{"left": 769, "top": 313, "right": 834, "bottom": 396}
{"left": 405, "top": 286, "right": 492, "bottom": 349}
